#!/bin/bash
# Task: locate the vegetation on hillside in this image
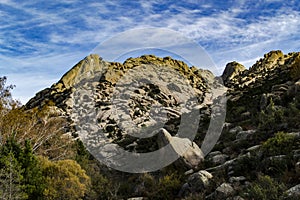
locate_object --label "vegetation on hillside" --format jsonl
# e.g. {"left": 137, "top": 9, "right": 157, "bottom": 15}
{"left": 1, "top": 51, "right": 300, "bottom": 199}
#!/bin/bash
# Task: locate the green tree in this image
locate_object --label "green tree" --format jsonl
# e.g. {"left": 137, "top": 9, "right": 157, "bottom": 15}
{"left": 75, "top": 140, "right": 118, "bottom": 200}
{"left": 1, "top": 137, "right": 46, "bottom": 199}
{"left": 0, "top": 151, "right": 27, "bottom": 200}
{"left": 20, "top": 140, "right": 45, "bottom": 199}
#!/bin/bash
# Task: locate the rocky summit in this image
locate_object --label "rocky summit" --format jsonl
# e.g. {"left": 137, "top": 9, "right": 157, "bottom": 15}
{"left": 23, "top": 50, "right": 300, "bottom": 199}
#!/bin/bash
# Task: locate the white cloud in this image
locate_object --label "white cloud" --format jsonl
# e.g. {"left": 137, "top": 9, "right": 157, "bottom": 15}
{"left": 1, "top": 51, "right": 88, "bottom": 103}
{"left": 0, "top": 0, "right": 300, "bottom": 103}
{"left": 6, "top": 73, "right": 58, "bottom": 103}
{"left": 158, "top": 7, "right": 300, "bottom": 69}
{"left": 92, "top": 28, "right": 216, "bottom": 72}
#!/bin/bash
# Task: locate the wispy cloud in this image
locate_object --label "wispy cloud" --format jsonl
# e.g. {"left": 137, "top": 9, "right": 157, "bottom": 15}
{"left": 0, "top": 0, "right": 299, "bottom": 103}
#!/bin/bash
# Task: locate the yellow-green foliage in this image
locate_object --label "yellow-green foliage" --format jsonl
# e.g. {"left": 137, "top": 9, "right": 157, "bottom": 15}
{"left": 0, "top": 106, "right": 74, "bottom": 160}
{"left": 156, "top": 173, "right": 182, "bottom": 199}
{"left": 258, "top": 99, "right": 284, "bottom": 132}
{"left": 135, "top": 172, "right": 182, "bottom": 199}
{"left": 262, "top": 132, "right": 295, "bottom": 157}
{"left": 246, "top": 175, "right": 286, "bottom": 200}
{"left": 38, "top": 156, "right": 90, "bottom": 200}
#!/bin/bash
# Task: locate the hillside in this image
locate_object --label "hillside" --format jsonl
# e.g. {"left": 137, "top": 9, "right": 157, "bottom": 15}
{"left": 1, "top": 50, "right": 299, "bottom": 199}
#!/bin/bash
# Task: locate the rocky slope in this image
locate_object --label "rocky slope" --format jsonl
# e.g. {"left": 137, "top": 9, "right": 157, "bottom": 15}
{"left": 25, "top": 50, "right": 300, "bottom": 199}
{"left": 26, "top": 54, "right": 225, "bottom": 171}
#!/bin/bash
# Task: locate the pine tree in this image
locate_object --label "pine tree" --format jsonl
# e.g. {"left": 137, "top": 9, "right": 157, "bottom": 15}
{"left": 0, "top": 150, "right": 27, "bottom": 199}
{"left": 20, "top": 140, "right": 45, "bottom": 199}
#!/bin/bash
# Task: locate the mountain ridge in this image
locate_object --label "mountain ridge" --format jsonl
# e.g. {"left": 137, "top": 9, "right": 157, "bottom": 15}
{"left": 21, "top": 50, "right": 300, "bottom": 199}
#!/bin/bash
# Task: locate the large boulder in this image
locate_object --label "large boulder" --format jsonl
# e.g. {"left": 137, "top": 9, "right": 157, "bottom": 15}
{"left": 157, "top": 128, "right": 204, "bottom": 170}
{"left": 206, "top": 183, "right": 235, "bottom": 199}
{"left": 179, "top": 170, "right": 213, "bottom": 197}
{"left": 215, "top": 183, "right": 235, "bottom": 198}
{"left": 187, "top": 170, "right": 213, "bottom": 189}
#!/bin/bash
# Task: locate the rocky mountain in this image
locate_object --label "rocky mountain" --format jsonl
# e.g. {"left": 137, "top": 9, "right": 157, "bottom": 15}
{"left": 24, "top": 50, "right": 300, "bottom": 199}
{"left": 26, "top": 54, "right": 225, "bottom": 172}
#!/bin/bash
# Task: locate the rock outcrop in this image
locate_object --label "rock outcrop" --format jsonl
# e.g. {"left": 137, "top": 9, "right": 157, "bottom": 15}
{"left": 23, "top": 50, "right": 300, "bottom": 199}
{"left": 25, "top": 54, "right": 223, "bottom": 171}
{"left": 221, "top": 61, "right": 246, "bottom": 85}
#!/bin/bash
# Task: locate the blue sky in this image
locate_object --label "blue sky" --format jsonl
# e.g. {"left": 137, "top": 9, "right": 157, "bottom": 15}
{"left": 0, "top": 0, "right": 299, "bottom": 103}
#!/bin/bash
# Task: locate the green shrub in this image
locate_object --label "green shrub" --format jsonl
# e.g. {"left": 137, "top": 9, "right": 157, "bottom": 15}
{"left": 286, "top": 101, "right": 300, "bottom": 129}
{"left": 235, "top": 154, "right": 261, "bottom": 178}
{"left": 145, "top": 172, "right": 182, "bottom": 200}
{"left": 245, "top": 175, "right": 286, "bottom": 200}
{"left": 262, "top": 132, "right": 295, "bottom": 157}
{"left": 258, "top": 99, "right": 284, "bottom": 132}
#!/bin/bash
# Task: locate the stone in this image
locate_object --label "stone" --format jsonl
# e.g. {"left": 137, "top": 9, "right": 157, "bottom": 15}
{"left": 157, "top": 128, "right": 204, "bottom": 170}
{"left": 207, "top": 151, "right": 222, "bottom": 157}
{"left": 60, "top": 54, "right": 103, "bottom": 89}
{"left": 210, "top": 154, "right": 229, "bottom": 166}
{"left": 288, "top": 132, "right": 300, "bottom": 139}
{"left": 215, "top": 183, "right": 235, "bottom": 198}
{"left": 222, "top": 147, "right": 233, "bottom": 155}
{"left": 285, "top": 184, "right": 300, "bottom": 198}
{"left": 229, "top": 176, "right": 246, "bottom": 184}
{"left": 206, "top": 158, "right": 237, "bottom": 174}
{"left": 184, "top": 169, "right": 194, "bottom": 176}
{"left": 229, "top": 126, "right": 243, "bottom": 134}
{"left": 178, "top": 183, "right": 191, "bottom": 197}
{"left": 236, "top": 130, "right": 256, "bottom": 140}
{"left": 246, "top": 145, "right": 261, "bottom": 153}
{"left": 222, "top": 122, "right": 234, "bottom": 132}
{"left": 293, "top": 149, "right": 300, "bottom": 160}
{"left": 295, "top": 162, "right": 300, "bottom": 175}
{"left": 206, "top": 183, "right": 235, "bottom": 200}
{"left": 295, "top": 79, "right": 300, "bottom": 92}
{"left": 229, "top": 176, "right": 246, "bottom": 189}
{"left": 241, "top": 111, "right": 251, "bottom": 119}
{"left": 179, "top": 170, "right": 213, "bottom": 197}
{"left": 187, "top": 170, "right": 213, "bottom": 191}
{"left": 260, "top": 93, "right": 268, "bottom": 110}
{"left": 267, "top": 155, "right": 287, "bottom": 162}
